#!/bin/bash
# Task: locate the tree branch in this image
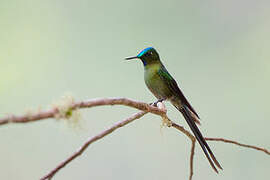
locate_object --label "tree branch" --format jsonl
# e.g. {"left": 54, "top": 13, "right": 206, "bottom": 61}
{"left": 171, "top": 122, "right": 196, "bottom": 180}
{"left": 40, "top": 111, "right": 147, "bottom": 180}
{"left": 0, "top": 97, "right": 268, "bottom": 180}
{"left": 0, "top": 98, "right": 165, "bottom": 126}
{"left": 205, "top": 137, "right": 270, "bottom": 155}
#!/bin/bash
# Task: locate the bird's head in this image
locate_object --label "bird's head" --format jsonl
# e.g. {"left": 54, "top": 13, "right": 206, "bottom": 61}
{"left": 125, "top": 47, "right": 160, "bottom": 66}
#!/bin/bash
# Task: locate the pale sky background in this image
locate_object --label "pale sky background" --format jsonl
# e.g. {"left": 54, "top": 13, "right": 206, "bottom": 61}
{"left": 0, "top": 0, "right": 269, "bottom": 180}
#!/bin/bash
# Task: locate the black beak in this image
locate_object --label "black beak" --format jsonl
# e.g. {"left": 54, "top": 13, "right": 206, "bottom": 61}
{"left": 125, "top": 56, "right": 138, "bottom": 60}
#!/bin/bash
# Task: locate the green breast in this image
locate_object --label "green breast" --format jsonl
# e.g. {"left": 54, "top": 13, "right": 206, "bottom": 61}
{"left": 144, "top": 64, "right": 172, "bottom": 99}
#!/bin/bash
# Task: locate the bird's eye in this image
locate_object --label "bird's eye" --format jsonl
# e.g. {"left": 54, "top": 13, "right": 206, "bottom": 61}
{"left": 146, "top": 52, "right": 152, "bottom": 56}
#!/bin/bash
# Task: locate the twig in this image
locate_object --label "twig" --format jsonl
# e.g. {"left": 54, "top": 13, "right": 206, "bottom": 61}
{"left": 171, "top": 122, "right": 196, "bottom": 180}
{"left": 41, "top": 111, "right": 147, "bottom": 180}
{"left": 205, "top": 137, "right": 270, "bottom": 155}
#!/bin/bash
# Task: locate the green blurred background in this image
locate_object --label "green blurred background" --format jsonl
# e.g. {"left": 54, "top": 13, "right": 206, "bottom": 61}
{"left": 0, "top": 0, "right": 269, "bottom": 179}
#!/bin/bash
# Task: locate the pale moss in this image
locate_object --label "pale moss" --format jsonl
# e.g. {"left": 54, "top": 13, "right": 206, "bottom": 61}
{"left": 156, "top": 102, "right": 171, "bottom": 128}
{"left": 66, "top": 108, "right": 82, "bottom": 130}
{"left": 22, "top": 106, "right": 43, "bottom": 121}
{"left": 161, "top": 115, "right": 172, "bottom": 127}
{"left": 51, "top": 94, "right": 82, "bottom": 128}
{"left": 24, "top": 108, "right": 35, "bottom": 119}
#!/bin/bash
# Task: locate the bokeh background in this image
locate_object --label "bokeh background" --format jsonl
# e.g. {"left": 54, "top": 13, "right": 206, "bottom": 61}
{"left": 0, "top": 0, "right": 269, "bottom": 179}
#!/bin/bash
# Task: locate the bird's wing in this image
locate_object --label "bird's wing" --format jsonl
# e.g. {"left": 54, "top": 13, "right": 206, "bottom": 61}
{"left": 157, "top": 66, "right": 200, "bottom": 119}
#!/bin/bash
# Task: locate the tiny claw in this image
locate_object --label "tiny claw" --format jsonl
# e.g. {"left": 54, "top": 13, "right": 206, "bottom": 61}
{"left": 150, "top": 98, "right": 165, "bottom": 107}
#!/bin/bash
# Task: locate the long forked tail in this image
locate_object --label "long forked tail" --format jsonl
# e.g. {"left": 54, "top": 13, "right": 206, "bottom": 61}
{"left": 174, "top": 104, "right": 222, "bottom": 173}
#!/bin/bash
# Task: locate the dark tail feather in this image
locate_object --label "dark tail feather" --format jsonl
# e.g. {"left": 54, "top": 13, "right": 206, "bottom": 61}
{"left": 175, "top": 104, "right": 222, "bottom": 173}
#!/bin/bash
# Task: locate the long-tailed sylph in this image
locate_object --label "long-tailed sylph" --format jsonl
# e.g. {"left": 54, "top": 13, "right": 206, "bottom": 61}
{"left": 125, "top": 47, "right": 222, "bottom": 173}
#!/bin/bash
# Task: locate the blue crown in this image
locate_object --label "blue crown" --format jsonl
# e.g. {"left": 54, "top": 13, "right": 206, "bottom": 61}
{"left": 137, "top": 47, "right": 154, "bottom": 58}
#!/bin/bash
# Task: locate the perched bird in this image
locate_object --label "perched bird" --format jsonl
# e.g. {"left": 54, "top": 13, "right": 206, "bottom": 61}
{"left": 125, "top": 47, "right": 222, "bottom": 173}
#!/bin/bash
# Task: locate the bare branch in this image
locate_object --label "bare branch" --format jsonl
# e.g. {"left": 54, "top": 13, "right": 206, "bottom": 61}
{"left": 0, "top": 109, "right": 57, "bottom": 125}
{"left": 40, "top": 111, "right": 147, "bottom": 180}
{"left": 171, "top": 122, "right": 196, "bottom": 180}
{"left": 205, "top": 137, "right": 270, "bottom": 155}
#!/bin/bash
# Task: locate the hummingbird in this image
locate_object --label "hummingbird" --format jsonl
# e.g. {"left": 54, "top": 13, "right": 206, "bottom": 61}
{"left": 125, "top": 47, "right": 222, "bottom": 173}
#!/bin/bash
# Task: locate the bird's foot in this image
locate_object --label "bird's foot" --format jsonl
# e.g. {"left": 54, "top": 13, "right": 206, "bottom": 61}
{"left": 150, "top": 98, "right": 165, "bottom": 107}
